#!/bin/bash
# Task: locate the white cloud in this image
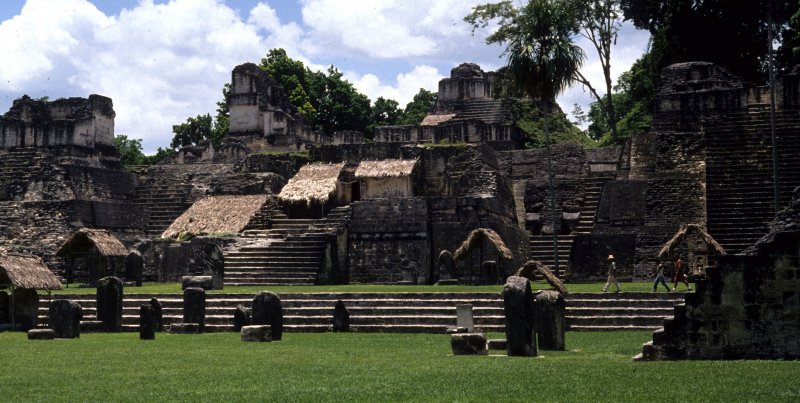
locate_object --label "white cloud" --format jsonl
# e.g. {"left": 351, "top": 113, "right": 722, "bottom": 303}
{"left": 347, "top": 65, "right": 442, "bottom": 107}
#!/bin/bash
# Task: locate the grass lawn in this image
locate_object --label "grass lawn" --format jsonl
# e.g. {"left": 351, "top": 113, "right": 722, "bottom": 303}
{"left": 47, "top": 281, "right": 675, "bottom": 295}
{"left": 1, "top": 331, "right": 797, "bottom": 402}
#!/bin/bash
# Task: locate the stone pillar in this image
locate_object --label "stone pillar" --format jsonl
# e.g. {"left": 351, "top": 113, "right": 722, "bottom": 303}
{"left": 183, "top": 287, "right": 206, "bottom": 331}
{"left": 150, "top": 297, "right": 163, "bottom": 332}
{"left": 233, "top": 304, "right": 250, "bottom": 332}
{"left": 332, "top": 300, "right": 350, "bottom": 332}
{"left": 13, "top": 288, "right": 40, "bottom": 331}
{"left": 456, "top": 304, "right": 474, "bottom": 332}
{"left": 502, "top": 276, "right": 536, "bottom": 357}
{"left": 533, "top": 290, "right": 566, "bottom": 351}
{"left": 451, "top": 333, "right": 488, "bottom": 355}
{"left": 96, "top": 276, "right": 123, "bottom": 332}
{"left": 252, "top": 291, "right": 283, "bottom": 341}
{"left": 140, "top": 305, "right": 155, "bottom": 340}
{"left": 48, "top": 300, "right": 82, "bottom": 338}
{"left": 125, "top": 250, "right": 143, "bottom": 287}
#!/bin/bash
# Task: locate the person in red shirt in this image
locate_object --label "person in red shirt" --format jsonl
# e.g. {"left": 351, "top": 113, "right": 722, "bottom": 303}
{"left": 672, "top": 255, "right": 691, "bottom": 291}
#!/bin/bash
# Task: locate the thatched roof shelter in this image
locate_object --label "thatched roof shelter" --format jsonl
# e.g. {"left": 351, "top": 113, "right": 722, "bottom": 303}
{"left": 658, "top": 224, "right": 727, "bottom": 258}
{"left": 421, "top": 114, "right": 456, "bottom": 126}
{"left": 355, "top": 159, "right": 418, "bottom": 178}
{"left": 453, "top": 228, "right": 514, "bottom": 262}
{"left": 0, "top": 254, "right": 62, "bottom": 290}
{"left": 278, "top": 162, "right": 345, "bottom": 206}
{"left": 162, "top": 195, "right": 269, "bottom": 239}
{"left": 56, "top": 228, "right": 128, "bottom": 257}
{"left": 514, "top": 260, "right": 568, "bottom": 294}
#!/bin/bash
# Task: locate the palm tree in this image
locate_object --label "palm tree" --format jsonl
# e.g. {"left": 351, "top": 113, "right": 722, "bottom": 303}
{"left": 503, "top": 0, "right": 585, "bottom": 274}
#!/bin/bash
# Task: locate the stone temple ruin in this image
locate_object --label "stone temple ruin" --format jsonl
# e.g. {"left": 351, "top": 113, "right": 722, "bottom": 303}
{"left": 1, "top": 60, "right": 800, "bottom": 356}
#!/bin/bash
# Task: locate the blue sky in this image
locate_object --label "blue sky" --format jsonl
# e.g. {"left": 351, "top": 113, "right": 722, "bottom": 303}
{"left": 0, "top": 0, "right": 649, "bottom": 153}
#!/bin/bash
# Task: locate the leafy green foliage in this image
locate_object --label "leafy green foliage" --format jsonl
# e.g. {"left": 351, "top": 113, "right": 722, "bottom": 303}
{"left": 508, "top": 99, "right": 594, "bottom": 148}
{"left": 399, "top": 88, "right": 438, "bottom": 125}
{"left": 170, "top": 113, "right": 224, "bottom": 149}
{"left": 370, "top": 97, "right": 403, "bottom": 130}
{"left": 113, "top": 135, "right": 147, "bottom": 166}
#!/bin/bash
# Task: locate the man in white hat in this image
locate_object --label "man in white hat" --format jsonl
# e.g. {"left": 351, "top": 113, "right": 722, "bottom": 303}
{"left": 602, "top": 254, "right": 620, "bottom": 293}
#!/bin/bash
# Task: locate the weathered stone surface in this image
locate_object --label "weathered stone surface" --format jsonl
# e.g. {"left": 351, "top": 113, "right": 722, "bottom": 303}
{"left": 437, "top": 250, "right": 456, "bottom": 280}
{"left": 80, "top": 320, "right": 103, "bottom": 333}
{"left": 48, "top": 299, "right": 82, "bottom": 338}
{"left": 241, "top": 325, "right": 272, "bottom": 342}
{"left": 169, "top": 323, "right": 200, "bottom": 334}
{"left": 150, "top": 298, "right": 163, "bottom": 332}
{"left": 196, "top": 244, "right": 224, "bottom": 290}
{"left": 96, "top": 276, "right": 123, "bottom": 332}
{"left": 456, "top": 304, "right": 474, "bottom": 332}
{"left": 450, "top": 333, "right": 488, "bottom": 355}
{"left": 533, "top": 290, "right": 566, "bottom": 351}
{"left": 252, "top": 291, "right": 283, "bottom": 341}
{"left": 139, "top": 305, "right": 155, "bottom": 340}
{"left": 13, "top": 288, "right": 39, "bottom": 331}
{"left": 502, "top": 276, "right": 536, "bottom": 357}
{"left": 27, "top": 329, "right": 56, "bottom": 340}
{"left": 332, "top": 300, "right": 349, "bottom": 332}
{"left": 0, "top": 291, "right": 9, "bottom": 324}
{"left": 487, "top": 339, "right": 507, "bottom": 350}
{"left": 233, "top": 304, "right": 250, "bottom": 332}
{"left": 183, "top": 288, "right": 205, "bottom": 332}
{"left": 181, "top": 276, "right": 213, "bottom": 291}
{"left": 125, "top": 250, "right": 143, "bottom": 287}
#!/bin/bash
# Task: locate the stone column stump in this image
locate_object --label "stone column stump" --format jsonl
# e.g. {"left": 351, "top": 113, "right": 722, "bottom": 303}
{"left": 48, "top": 299, "right": 82, "bottom": 338}
{"left": 96, "top": 276, "right": 123, "bottom": 332}
{"left": 502, "top": 276, "right": 537, "bottom": 357}
{"left": 533, "top": 290, "right": 566, "bottom": 351}
{"left": 140, "top": 305, "right": 155, "bottom": 340}
{"left": 183, "top": 287, "right": 206, "bottom": 332}
{"left": 252, "top": 291, "right": 283, "bottom": 341}
{"left": 332, "top": 300, "right": 350, "bottom": 332}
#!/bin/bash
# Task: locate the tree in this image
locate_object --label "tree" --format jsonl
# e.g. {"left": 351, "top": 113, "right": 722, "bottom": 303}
{"left": 370, "top": 97, "right": 403, "bottom": 131}
{"left": 260, "top": 49, "right": 317, "bottom": 119}
{"left": 113, "top": 135, "right": 146, "bottom": 166}
{"left": 170, "top": 114, "right": 221, "bottom": 149}
{"left": 467, "top": 0, "right": 625, "bottom": 142}
{"left": 399, "top": 88, "right": 438, "bottom": 125}
{"left": 467, "top": 0, "right": 585, "bottom": 273}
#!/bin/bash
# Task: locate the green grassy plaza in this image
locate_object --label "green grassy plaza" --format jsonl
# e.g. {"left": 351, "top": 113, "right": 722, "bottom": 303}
{"left": 1, "top": 331, "right": 797, "bottom": 401}
{"left": 47, "top": 281, "right": 679, "bottom": 295}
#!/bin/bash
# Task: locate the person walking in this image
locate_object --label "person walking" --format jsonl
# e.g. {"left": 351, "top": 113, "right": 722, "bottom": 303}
{"left": 602, "top": 255, "right": 621, "bottom": 293}
{"left": 672, "top": 255, "right": 692, "bottom": 291}
{"left": 650, "top": 259, "right": 670, "bottom": 292}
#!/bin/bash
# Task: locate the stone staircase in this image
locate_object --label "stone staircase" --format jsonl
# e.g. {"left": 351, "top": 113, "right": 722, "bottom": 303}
{"left": 705, "top": 110, "right": 800, "bottom": 253}
{"left": 134, "top": 183, "right": 192, "bottom": 237}
{"left": 225, "top": 207, "right": 351, "bottom": 286}
{"left": 0, "top": 148, "right": 51, "bottom": 201}
{"left": 574, "top": 176, "right": 611, "bottom": 234}
{"left": 36, "top": 291, "right": 685, "bottom": 333}
{"left": 529, "top": 234, "right": 573, "bottom": 276}
{"left": 453, "top": 99, "right": 508, "bottom": 124}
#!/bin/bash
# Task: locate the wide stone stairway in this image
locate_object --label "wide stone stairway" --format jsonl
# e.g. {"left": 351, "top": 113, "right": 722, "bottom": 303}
{"left": 36, "top": 291, "right": 684, "bottom": 333}
{"left": 0, "top": 148, "right": 52, "bottom": 200}
{"left": 705, "top": 108, "right": 800, "bottom": 253}
{"left": 134, "top": 183, "right": 192, "bottom": 237}
{"left": 224, "top": 207, "right": 350, "bottom": 286}
{"left": 528, "top": 175, "right": 611, "bottom": 276}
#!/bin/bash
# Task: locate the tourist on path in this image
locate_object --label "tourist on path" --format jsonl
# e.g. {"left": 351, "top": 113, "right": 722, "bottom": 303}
{"left": 650, "top": 259, "right": 671, "bottom": 292}
{"left": 602, "top": 255, "right": 620, "bottom": 293}
{"left": 672, "top": 255, "right": 692, "bottom": 291}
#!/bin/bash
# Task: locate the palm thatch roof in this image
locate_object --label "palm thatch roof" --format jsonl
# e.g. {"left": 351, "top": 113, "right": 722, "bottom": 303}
{"left": 453, "top": 228, "right": 515, "bottom": 262}
{"left": 658, "top": 224, "right": 727, "bottom": 258}
{"left": 278, "top": 162, "right": 345, "bottom": 206}
{"left": 162, "top": 195, "right": 269, "bottom": 239}
{"left": 514, "top": 260, "right": 568, "bottom": 294}
{"left": 56, "top": 228, "right": 128, "bottom": 257}
{"left": 355, "top": 159, "right": 418, "bottom": 178}
{"left": 0, "top": 254, "right": 62, "bottom": 290}
{"left": 421, "top": 114, "right": 456, "bottom": 126}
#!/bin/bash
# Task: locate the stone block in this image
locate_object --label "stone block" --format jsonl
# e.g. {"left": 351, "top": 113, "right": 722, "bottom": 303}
{"left": 446, "top": 327, "right": 469, "bottom": 334}
{"left": 450, "top": 333, "right": 488, "bottom": 355}
{"left": 150, "top": 298, "right": 164, "bottom": 332}
{"left": 533, "top": 290, "right": 566, "bottom": 351}
{"left": 183, "top": 288, "right": 205, "bottom": 332}
{"left": 96, "top": 276, "right": 123, "bottom": 332}
{"left": 181, "top": 276, "right": 213, "bottom": 291}
{"left": 241, "top": 325, "right": 272, "bottom": 342}
{"left": 13, "top": 288, "right": 39, "bottom": 331}
{"left": 28, "top": 329, "right": 56, "bottom": 340}
{"left": 502, "top": 276, "right": 536, "bottom": 357}
{"left": 48, "top": 300, "right": 82, "bottom": 339}
{"left": 233, "top": 304, "right": 250, "bottom": 332}
{"left": 487, "top": 339, "right": 507, "bottom": 350}
{"left": 456, "top": 304, "right": 474, "bottom": 332}
{"left": 252, "top": 291, "right": 283, "bottom": 341}
{"left": 435, "top": 279, "right": 459, "bottom": 286}
{"left": 332, "top": 300, "right": 349, "bottom": 332}
{"left": 80, "top": 321, "right": 103, "bottom": 333}
{"left": 140, "top": 305, "right": 155, "bottom": 340}
{"left": 169, "top": 323, "right": 201, "bottom": 334}
{"left": 125, "top": 250, "right": 143, "bottom": 287}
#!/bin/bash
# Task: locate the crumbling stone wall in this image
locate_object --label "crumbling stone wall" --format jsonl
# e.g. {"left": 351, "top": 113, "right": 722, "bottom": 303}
{"left": 639, "top": 187, "right": 800, "bottom": 360}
